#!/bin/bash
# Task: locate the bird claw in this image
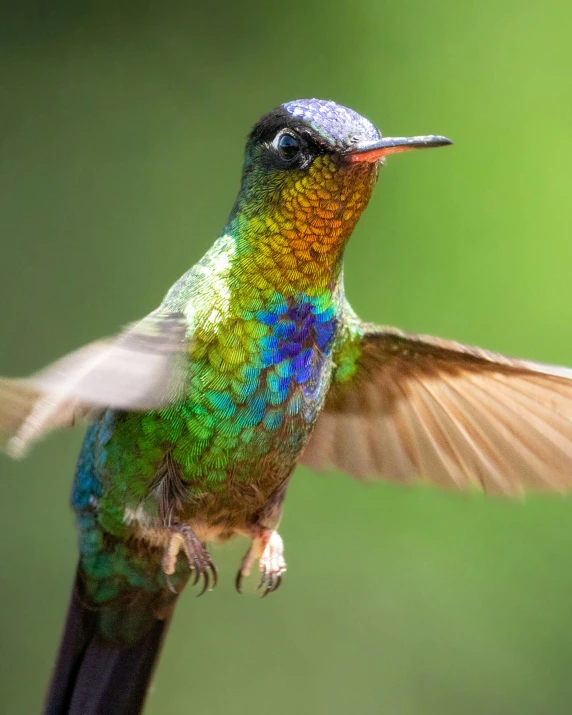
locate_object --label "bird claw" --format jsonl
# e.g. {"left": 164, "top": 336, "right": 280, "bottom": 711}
{"left": 258, "top": 570, "right": 283, "bottom": 598}
{"left": 235, "top": 569, "right": 245, "bottom": 595}
{"left": 235, "top": 529, "right": 286, "bottom": 597}
{"left": 165, "top": 573, "right": 178, "bottom": 595}
{"left": 162, "top": 523, "right": 217, "bottom": 596}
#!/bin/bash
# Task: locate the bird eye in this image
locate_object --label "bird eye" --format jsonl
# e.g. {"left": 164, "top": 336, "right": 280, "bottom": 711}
{"left": 276, "top": 132, "right": 301, "bottom": 162}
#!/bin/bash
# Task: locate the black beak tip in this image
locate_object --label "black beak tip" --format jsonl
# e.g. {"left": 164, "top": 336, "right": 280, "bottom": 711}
{"left": 422, "top": 135, "right": 453, "bottom": 148}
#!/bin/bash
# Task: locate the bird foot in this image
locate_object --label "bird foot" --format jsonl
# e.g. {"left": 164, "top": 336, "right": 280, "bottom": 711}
{"left": 162, "top": 523, "right": 217, "bottom": 597}
{"left": 235, "top": 529, "right": 286, "bottom": 597}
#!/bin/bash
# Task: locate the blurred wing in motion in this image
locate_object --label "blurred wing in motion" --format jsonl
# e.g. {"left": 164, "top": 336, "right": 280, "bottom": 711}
{"left": 302, "top": 324, "right": 572, "bottom": 496}
{"left": 0, "top": 310, "right": 189, "bottom": 458}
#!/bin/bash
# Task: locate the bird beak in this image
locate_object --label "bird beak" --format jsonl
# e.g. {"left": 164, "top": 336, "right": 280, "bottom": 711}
{"left": 345, "top": 135, "right": 453, "bottom": 163}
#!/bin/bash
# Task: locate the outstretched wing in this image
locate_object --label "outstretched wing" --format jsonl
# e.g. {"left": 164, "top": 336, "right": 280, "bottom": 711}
{"left": 301, "top": 322, "right": 572, "bottom": 496}
{"left": 0, "top": 310, "right": 189, "bottom": 458}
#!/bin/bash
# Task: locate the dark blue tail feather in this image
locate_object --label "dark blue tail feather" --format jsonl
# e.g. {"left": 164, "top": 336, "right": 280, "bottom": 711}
{"left": 43, "top": 570, "right": 170, "bottom": 715}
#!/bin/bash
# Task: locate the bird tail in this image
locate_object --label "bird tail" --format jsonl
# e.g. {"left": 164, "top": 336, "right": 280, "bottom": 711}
{"left": 43, "top": 570, "right": 172, "bottom": 715}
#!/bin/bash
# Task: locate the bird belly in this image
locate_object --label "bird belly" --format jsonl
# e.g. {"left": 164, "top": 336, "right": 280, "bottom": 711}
{"left": 167, "top": 351, "right": 332, "bottom": 529}
{"left": 83, "top": 291, "right": 339, "bottom": 543}
{"left": 116, "top": 373, "right": 325, "bottom": 547}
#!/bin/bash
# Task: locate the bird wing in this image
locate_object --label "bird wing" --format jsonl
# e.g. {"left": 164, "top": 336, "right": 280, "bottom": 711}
{"left": 300, "top": 320, "right": 572, "bottom": 496}
{"left": 0, "top": 310, "right": 189, "bottom": 458}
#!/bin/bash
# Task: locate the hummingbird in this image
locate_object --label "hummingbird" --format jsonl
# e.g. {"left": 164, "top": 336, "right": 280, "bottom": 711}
{"left": 4, "top": 98, "right": 572, "bottom": 715}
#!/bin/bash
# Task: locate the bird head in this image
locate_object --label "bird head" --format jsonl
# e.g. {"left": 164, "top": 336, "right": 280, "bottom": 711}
{"left": 230, "top": 99, "right": 451, "bottom": 293}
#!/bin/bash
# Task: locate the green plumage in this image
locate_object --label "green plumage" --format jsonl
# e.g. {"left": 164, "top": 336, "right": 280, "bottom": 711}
{"left": 74, "top": 223, "right": 346, "bottom": 642}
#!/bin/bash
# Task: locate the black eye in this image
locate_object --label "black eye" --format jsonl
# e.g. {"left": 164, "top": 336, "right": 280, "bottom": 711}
{"left": 276, "top": 132, "right": 301, "bottom": 161}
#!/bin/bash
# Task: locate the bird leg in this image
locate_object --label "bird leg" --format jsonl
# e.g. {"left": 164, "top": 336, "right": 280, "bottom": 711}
{"left": 162, "top": 523, "right": 217, "bottom": 597}
{"left": 235, "top": 528, "right": 286, "bottom": 597}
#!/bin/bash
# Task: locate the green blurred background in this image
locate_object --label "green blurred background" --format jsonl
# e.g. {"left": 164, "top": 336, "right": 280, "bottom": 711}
{"left": 2, "top": 1, "right": 572, "bottom": 713}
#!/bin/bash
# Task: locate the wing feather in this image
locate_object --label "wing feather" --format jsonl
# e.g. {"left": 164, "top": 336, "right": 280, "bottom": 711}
{"left": 301, "top": 324, "right": 572, "bottom": 495}
{"left": 1, "top": 310, "right": 189, "bottom": 457}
